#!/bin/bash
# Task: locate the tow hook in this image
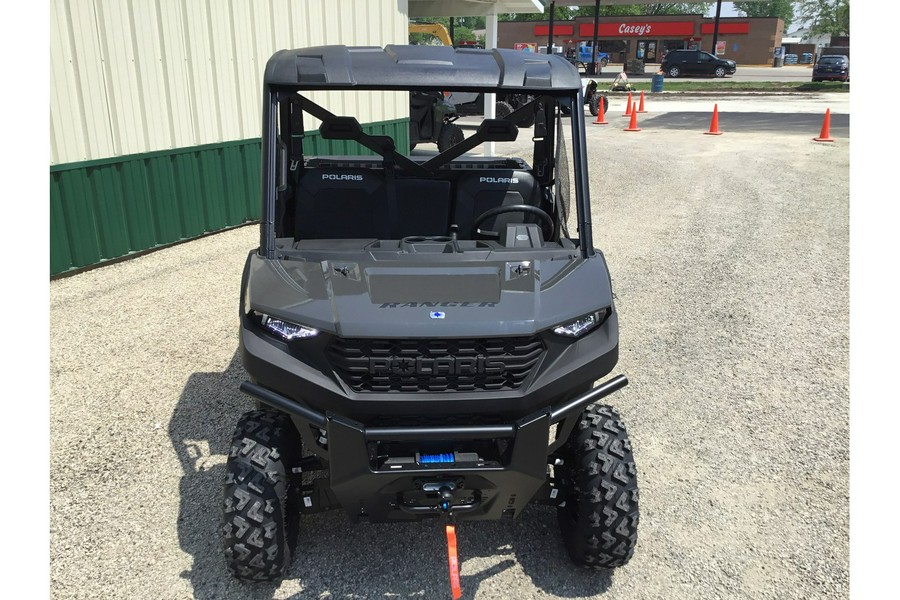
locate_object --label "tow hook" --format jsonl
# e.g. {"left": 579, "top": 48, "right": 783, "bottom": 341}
{"left": 438, "top": 485, "right": 454, "bottom": 512}
{"left": 394, "top": 482, "right": 481, "bottom": 516}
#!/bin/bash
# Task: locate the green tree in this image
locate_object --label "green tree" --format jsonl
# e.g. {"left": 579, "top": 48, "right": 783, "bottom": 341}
{"left": 733, "top": 1, "right": 795, "bottom": 30}
{"left": 795, "top": 0, "right": 850, "bottom": 36}
{"left": 570, "top": 5, "right": 643, "bottom": 18}
{"left": 502, "top": 4, "right": 712, "bottom": 21}
{"left": 568, "top": 4, "right": 713, "bottom": 18}
{"left": 499, "top": 5, "right": 574, "bottom": 21}
{"left": 639, "top": 3, "right": 713, "bottom": 15}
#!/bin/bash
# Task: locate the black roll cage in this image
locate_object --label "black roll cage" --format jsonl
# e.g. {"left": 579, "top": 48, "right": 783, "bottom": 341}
{"left": 259, "top": 85, "right": 595, "bottom": 260}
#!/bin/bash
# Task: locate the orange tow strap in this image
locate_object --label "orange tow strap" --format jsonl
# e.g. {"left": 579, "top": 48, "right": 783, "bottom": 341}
{"left": 445, "top": 524, "right": 462, "bottom": 599}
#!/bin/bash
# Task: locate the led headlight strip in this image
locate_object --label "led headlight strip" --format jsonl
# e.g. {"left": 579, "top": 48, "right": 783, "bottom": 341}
{"left": 252, "top": 311, "right": 319, "bottom": 340}
{"left": 552, "top": 308, "right": 610, "bottom": 338}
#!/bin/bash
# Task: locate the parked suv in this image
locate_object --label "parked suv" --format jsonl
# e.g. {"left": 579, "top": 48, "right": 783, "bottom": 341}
{"left": 812, "top": 55, "right": 849, "bottom": 82}
{"left": 661, "top": 49, "right": 736, "bottom": 78}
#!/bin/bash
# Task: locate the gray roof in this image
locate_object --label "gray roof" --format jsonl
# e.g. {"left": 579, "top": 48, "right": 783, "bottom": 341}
{"left": 263, "top": 45, "right": 581, "bottom": 93}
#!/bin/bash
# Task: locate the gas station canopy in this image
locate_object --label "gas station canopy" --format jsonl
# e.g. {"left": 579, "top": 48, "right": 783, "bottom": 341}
{"left": 409, "top": 1, "right": 544, "bottom": 18}
{"left": 408, "top": 0, "right": 770, "bottom": 18}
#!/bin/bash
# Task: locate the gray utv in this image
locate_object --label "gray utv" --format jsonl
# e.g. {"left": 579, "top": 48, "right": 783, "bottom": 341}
{"left": 223, "top": 44, "right": 639, "bottom": 592}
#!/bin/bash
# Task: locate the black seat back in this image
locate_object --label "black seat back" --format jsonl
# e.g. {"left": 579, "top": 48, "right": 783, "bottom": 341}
{"left": 452, "top": 170, "right": 542, "bottom": 238}
{"left": 393, "top": 178, "right": 452, "bottom": 238}
{"left": 295, "top": 168, "right": 389, "bottom": 239}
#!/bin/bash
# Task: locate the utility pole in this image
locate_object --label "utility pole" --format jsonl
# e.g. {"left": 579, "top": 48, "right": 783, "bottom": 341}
{"left": 711, "top": 0, "right": 723, "bottom": 55}
{"left": 590, "top": 0, "right": 601, "bottom": 75}
{"left": 546, "top": 2, "right": 555, "bottom": 56}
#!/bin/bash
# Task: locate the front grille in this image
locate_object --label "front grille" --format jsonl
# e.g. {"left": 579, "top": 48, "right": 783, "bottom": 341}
{"left": 328, "top": 336, "right": 545, "bottom": 392}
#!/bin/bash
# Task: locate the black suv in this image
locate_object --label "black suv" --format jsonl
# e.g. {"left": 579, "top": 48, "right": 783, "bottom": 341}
{"left": 812, "top": 55, "right": 849, "bottom": 82}
{"left": 661, "top": 49, "right": 736, "bottom": 78}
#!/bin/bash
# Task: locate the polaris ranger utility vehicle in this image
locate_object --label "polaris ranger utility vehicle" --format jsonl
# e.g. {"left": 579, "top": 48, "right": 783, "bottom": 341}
{"left": 224, "top": 44, "right": 639, "bottom": 592}
{"left": 408, "top": 90, "right": 464, "bottom": 152}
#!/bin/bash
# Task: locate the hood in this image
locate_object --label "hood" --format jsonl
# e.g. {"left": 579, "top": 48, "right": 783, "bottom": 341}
{"left": 244, "top": 252, "right": 614, "bottom": 338}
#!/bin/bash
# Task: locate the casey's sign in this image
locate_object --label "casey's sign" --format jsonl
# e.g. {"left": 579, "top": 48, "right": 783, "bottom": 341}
{"left": 579, "top": 21, "right": 695, "bottom": 37}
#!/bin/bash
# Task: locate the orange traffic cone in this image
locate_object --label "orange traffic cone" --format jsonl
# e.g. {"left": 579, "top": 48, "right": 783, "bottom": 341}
{"left": 636, "top": 90, "right": 647, "bottom": 113}
{"left": 593, "top": 96, "right": 608, "bottom": 125}
{"left": 704, "top": 104, "right": 723, "bottom": 135}
{"left": 623, "top": 92, "right": 633, "bottom": 117}
{"left": 813, "top": 108, "right": 835, "bottom": 142}
{"left": 624, "top": 107, "right": 641, "bottom": 132}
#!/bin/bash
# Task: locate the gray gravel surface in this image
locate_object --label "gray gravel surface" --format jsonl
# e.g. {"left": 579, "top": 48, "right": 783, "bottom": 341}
{"left": 50, "top": 94, "right": 849, "bottom": 599}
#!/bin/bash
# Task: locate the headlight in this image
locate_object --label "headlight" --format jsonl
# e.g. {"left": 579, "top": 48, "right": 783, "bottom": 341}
{"left": 251, "top": 311, "right": 319, "bottom": 340}
{"left": 552, "top": 308, "right": 610, "bottom": 338}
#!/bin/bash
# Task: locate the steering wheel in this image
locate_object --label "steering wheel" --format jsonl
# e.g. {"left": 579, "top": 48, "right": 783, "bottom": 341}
{"left": 471, "top": 204, "right": 554, "bottom": 240}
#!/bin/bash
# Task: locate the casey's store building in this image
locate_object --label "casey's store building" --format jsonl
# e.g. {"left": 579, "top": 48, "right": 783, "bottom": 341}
{"left": 498, "top": 14, "right": 784, "bottom": 66}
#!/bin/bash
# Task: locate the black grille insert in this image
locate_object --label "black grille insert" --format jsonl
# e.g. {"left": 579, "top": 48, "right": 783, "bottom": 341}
{"left": 328, "top": 336, "right": 545, "bottom": 392}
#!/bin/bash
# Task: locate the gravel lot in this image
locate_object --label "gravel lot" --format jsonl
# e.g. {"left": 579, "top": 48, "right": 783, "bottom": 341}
{"left": 50, "top": 93, "right": 849, "bottom": 599}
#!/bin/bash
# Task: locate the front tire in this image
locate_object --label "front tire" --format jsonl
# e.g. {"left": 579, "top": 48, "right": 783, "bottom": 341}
{"left": 222, "top": 409, "right": 300, "bottom": 582}
{"left": 495, "top": 101, "right": 513, "bottom": 119}
{"left": 589, "top": 94, "right": 609, "bottom": 117}
{"left": 516, "top": 110, "right": 536, "bottom": 128}
{"left": 714, "top": 66, "right": 726, "bottom": 78}
{"left": 600, "top": 57, "right": 609, "bottom": 67}
{"left": 437, "top": 123, "right": 464, "bottom": 152}
{"left": 667, "top": 65, "right": 680, "bottom": 78}
{"left": 556, "top": 404, "right": 639, "bottom": 569}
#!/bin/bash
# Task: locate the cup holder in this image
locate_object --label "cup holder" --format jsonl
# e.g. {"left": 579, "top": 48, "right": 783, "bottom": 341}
{"left": 400, "top": 235, "right": 454, "bottom": 253}
{"left": 401, "top": 236, "right": 452, "bottom": 243}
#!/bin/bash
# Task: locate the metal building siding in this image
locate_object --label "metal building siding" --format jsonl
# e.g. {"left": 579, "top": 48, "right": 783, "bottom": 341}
{"left": 50, "top": 0, "right": 410, "bottom": 276}
{"left": 49, "top": 119, "right": 409, "bottom": 275}
{"left": 50, "top": 0, "right": 409, "bottom": 164}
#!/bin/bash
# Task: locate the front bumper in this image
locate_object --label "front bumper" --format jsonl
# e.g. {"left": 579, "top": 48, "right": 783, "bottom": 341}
{"left": 241, "top": 375, "right": 628, "bottom": 522}
{"left": 814, "top": 72, "right": 848, "bottom": 81}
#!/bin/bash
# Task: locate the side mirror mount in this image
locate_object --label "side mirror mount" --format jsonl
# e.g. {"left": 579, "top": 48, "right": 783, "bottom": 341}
{"left": 477, "top": 118, "right": 518, "bottom": 142}
{"left": 319, "top": 116, "right": 363, "bottom": 140}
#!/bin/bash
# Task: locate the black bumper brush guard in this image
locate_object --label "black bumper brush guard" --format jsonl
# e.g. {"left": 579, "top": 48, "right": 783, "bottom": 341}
{"left": 240, "top": 375, "right": 627, "bottom": 521}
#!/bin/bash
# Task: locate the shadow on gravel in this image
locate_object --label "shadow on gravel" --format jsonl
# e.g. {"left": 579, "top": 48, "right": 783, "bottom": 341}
{"left": 171, "top": 351, "right": 614, "bottom": 599}
{"left": 278, "top": 507, "right": 613, "bottom": 599}
{"left": 638, "top": 111, "right": 850, "bottom": 136}
{"left": 169, "top": 352, "right": 275, "bottom": 599}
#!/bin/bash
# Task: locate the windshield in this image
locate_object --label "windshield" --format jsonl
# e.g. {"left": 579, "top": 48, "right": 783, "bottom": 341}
{"left": 265, "top": 87, "right": 581, "bottom": 252}
{"left": 818, "top": 57, "right": 846, "bottom": 65}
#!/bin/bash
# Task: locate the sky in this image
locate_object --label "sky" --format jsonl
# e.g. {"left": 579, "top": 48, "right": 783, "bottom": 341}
{"left": 705, "top": 2, "right": 741, "bottom": 18}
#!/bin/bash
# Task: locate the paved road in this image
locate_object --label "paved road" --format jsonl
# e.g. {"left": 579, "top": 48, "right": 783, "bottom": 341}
{"left": 50, "top": 93, "right": 849, "bottom": 600}
{"left": 587, "top": 64, "right": 821, "bottom": 83}
{"left": 598, "top": 92, "right": 849, "bottom": 137}
{"left": 456, "top": 91, "right": 849, "bottom": 141}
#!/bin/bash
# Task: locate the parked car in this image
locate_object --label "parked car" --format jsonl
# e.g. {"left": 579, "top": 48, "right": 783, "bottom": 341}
{"left": 564, "top": 44, "right": 610, "bottom": 72}
{"left": 661, "top": 49, "right": 736, "bottom": 78}
{"left": 812, "top": 55, "right": 849, "bottom": 82}
{"left": 575, "top": 42, "right": 609, "bottom": 67}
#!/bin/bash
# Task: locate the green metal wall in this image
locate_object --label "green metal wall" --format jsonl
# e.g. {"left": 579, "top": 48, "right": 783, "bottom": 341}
{"left": 50, "top": 118, "right": 409, "bottom": 276}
